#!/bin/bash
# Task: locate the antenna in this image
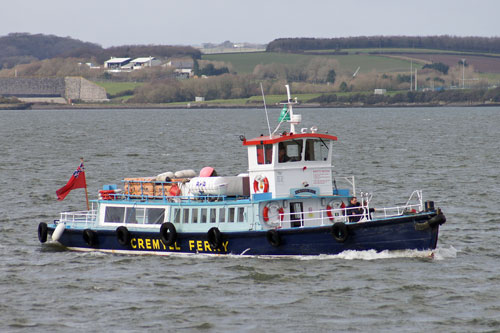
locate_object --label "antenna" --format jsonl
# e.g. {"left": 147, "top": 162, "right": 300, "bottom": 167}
{"left": 260, "top": 82, "right": 272, "bottom": 136}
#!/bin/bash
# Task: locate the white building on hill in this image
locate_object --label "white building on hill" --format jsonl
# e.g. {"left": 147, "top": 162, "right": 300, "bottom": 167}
{"left": 104, "top": 57, "right": 131, "bottom": 70}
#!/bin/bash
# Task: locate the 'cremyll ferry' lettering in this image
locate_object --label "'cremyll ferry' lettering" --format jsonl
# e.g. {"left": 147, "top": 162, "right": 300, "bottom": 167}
{"left": 188, "top": 240, "right": 229, "bottom": 253}
{"left": 131, "top": 238, "right": 180, "bottom": 251}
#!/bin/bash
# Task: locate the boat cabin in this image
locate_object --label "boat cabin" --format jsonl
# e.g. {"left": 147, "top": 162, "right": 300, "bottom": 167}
{"left": 244, "top": 132, "right": 338, "bottom": 199}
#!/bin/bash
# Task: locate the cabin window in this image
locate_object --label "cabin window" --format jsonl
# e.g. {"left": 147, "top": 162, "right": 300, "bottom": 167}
{"left": 182, "top": 208, "right": 190, "bottom": 223}
{"left": 173, "top": 208, "right": 181, "bottom": 223}
{"left": 104, "top": 206, "right": 125, "bottom": 223}
{"left": 228, "top": 208, "right": 235, "bottom": 222}
{"left": 305, "top": 139, "right": 329, "bottom": 161}
{"left": 200, "top": 208, "right": 207, "bottom": 223}
{"left": 146, "top": 208, "right": 165, "bottom": 224}
{"left": 237, "top": 207, "right": 245, "bottom": 222}
{"left": 219, "top": 208, "right": 226, "bottom": 223}
{"left": 256, "top": 144, "right": 273, "bottom": 164}
{"left": 210, "top": 208, "right": 217, "bottom": 223}
{"left": 125, "top": 207, "right": 140, "bottom": 224}
{"left": 192, "top": 208, "right": 199, "bottom": 223}
{"left": 278, "top": 141, "right": 303, "bottom": 163}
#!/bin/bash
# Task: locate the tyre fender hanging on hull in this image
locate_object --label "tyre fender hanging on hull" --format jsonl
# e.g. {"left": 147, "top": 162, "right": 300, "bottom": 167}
{"left": 415, "top": 208, "right": 446, "bottom": 231}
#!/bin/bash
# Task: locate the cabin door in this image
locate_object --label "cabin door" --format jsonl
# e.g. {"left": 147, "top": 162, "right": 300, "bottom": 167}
{"left": 290, "top": 202, "right": 304, "bottom": 228}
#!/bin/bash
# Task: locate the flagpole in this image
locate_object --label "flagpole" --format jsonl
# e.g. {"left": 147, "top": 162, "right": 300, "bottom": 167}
{"left": 81, "top": 158, "right": 90, "bottom": 211}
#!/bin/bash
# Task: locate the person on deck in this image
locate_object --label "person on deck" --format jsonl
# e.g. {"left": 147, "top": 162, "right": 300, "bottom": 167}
{"left": 347, "top": 196, "right": 363, "bottom": 222}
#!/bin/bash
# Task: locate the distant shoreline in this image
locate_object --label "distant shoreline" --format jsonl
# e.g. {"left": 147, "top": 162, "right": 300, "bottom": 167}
{"left": 23, "top": 101, "right": 500, "bottom": 110}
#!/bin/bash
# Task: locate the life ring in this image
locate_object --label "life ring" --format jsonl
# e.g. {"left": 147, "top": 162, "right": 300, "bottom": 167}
{"left": 326, "top": 200, "right": 345, "bottom": 222}
{"left": 331, "top": 222, "right": 349, "bottom": 243}
{"left": 116, "top": 226, "right": 131, "bottom": 246}
{"left": 38, "top": 222, "right": 48, "bottom": 243}
{"left": 99, "top": 190, "right": 115, "bottom": 200}
{"left": 83, "top": 229, "right": 98, "bottom": 247}
{"left": 262, "top": 203, "right": 284, "bottom": 224}
{"left": 266, "top": 229, "right": 281, "bottom": 247}
{"left": 207, "top": 227, "right": 222, "bottom": 250}
{"left": 160, "top": 222, "right": 177, "bottom": 246}
{"left": 253, "top": 175, "right": 269, "bottom": 193}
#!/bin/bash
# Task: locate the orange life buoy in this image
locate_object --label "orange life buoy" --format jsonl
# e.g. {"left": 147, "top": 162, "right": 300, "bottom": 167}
{"left": 253, "top": 176, "right": 269, "bottom": 193}
{"left": 99, "top": 190, "right": 115, "bottom": 200}
{"left": 263, "top": 203, "right": 284, "bottom": 223}
{"left": 326, "top": 200, "right": 345, "bottom": 221}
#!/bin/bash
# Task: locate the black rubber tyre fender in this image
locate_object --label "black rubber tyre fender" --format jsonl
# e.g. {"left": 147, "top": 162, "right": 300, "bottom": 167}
{"left": 83, "top": 229, "right": 98, "bottom": 247}
{"left": 416, "top": 211, "right": 446, "bottom": 231}
{"left": 38, "top": 222, "right": 48, "bottom": 243}
{"left": 207, "top": 227, "right": 222, "bottom": 250}
{"left": 160, "top": 222, "right": 177, "bottom": 246}
{"left": 266, "top": 229, "right": 281, "bottom": 247}
{"left": 116, "top": 226, "right": 131, "bottom": 246}
{"left": 428, "top": 213, "right": 446, "bottom": 227}
{"left": 331, "top": 222, "right": 349, "bottom": 243}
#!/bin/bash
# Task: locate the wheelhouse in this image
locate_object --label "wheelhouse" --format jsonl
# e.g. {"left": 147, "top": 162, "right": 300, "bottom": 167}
{"left": 243, "top": 132, "right": 338, "bottom": 199}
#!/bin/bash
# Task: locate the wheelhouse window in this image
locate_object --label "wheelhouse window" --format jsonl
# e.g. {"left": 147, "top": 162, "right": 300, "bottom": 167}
{"left": 305, "top": 139, "right": 329, "bottom": 161}
{"left": 279, "top": 141, "right": 303, "bottom": 163}
{"left": 256, "top": 144, "right": 273, "bottom": 164}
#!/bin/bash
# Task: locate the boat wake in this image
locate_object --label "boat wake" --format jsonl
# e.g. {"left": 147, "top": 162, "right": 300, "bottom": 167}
{"left": 251, "top": 246, "right": 458, "bottom": 261}
{"left": 320, "top": 246, "right": 458, "bottom": 261}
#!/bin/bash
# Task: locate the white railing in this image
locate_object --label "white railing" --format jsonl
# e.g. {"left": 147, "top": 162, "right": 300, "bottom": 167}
{"left": 59, "top": 209, "right": 98, "bottom": 227}
{"left": 270, "top": 198, "right": 424, "bottom": 228}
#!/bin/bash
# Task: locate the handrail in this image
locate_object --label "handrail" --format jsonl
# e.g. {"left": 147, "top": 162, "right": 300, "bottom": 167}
{"left": 59, "top": 209, "right": 98, "bottom": 227}
{"left": 273, "top": 202, "right": 422, "bottom": 228}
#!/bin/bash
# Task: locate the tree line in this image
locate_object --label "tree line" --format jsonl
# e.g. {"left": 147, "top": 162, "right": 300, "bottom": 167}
{"left": 267, "top": 36, "right": 500, "bottom": 54}
{"left": 0, "top": 33, "right": 201, "bottom": 70}
{"left": 309, "top": 87, "right": 500, "bottom": 106}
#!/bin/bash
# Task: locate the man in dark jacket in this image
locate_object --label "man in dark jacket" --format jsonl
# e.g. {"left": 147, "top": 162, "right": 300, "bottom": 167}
{"left": 347, "top": 197, "right": 363, "bottom": 222}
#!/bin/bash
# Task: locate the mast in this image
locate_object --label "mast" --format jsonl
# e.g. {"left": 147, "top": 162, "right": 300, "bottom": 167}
{"left": 283, "top": 84, "right": 301, "bottom": 134}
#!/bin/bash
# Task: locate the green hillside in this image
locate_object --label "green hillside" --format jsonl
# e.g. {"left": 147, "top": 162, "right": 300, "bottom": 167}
{"left": 203, "top": 52, "right": 421, "bottom": 75}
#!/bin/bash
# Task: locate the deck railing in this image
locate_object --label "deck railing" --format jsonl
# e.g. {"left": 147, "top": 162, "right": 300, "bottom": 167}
{"left": 273, "top": 201, "right": 424, "bottom": 228}
{"left": 58, "top": 209, "right": 97, "bottom": 227}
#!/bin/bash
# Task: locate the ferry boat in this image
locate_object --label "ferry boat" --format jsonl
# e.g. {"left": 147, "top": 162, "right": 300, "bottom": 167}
{"left": 38, "top": 85, "right": 446, "bottom": 256}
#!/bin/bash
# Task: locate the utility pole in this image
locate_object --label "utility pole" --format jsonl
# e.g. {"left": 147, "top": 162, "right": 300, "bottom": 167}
{"left": 415, "top": 69, "right": 418, "bottom": 91}
{"left": 410, "top": 60, "right": 413, "bottom": 91}
{"left": 462, "top": 58, "right": 466, "bottom": 89}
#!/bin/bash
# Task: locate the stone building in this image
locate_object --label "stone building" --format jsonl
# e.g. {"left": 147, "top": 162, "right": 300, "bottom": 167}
{"left": 0, "top": 77, "right": 108, "bottom": 103}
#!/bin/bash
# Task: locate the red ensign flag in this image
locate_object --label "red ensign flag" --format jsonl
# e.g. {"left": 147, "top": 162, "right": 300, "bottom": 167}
{"left": 56, "top": 162, "right": 87, "bottom": 201}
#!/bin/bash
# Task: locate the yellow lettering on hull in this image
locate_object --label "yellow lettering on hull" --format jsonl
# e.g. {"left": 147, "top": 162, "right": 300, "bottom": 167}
{"left": 129, "top": 238, "right": 229, "bottom": 253}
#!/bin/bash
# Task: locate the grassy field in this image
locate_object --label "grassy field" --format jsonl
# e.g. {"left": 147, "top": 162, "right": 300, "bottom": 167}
{"left": 305, "top": 48, "right": 500, "bottom": 56}
{"left": 203, "top": 52, "right": 419, "bottom": 75}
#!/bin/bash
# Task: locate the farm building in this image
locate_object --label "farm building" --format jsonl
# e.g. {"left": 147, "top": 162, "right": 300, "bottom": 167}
{"left": 165, "top": 58, "right": 194, "bottom": 77}
{"left": 121, "top": 57, "right": 162, "bottom": 70}
{"left": 104, "top": 57, "right": 131, "bottom": 69}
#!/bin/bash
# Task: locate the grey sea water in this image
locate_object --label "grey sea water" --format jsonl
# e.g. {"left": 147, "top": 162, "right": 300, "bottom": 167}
{"left": 1, "top": 106, "right": 499, "bottom": 332}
